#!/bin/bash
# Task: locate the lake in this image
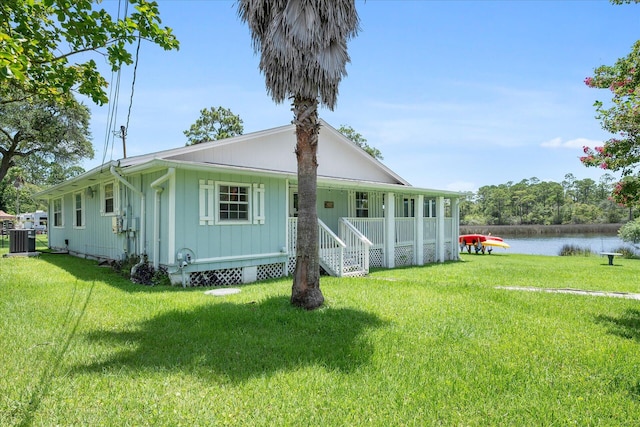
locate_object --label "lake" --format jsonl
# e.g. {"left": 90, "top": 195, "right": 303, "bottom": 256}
{"left": 489, "top": 234, "right": 629, "bottom": 257}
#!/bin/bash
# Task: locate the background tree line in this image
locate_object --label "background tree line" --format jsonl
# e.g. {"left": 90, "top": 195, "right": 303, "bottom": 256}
{"left": 460, "top": 173, "right": 631, "bottom": 226}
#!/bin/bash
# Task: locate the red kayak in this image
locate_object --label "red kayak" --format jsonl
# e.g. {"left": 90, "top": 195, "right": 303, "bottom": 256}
{"left": 459, "top": 234, "right": 503, "bottom": 245}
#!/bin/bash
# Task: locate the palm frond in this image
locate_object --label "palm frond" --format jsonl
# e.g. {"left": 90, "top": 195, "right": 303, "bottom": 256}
{"left": 237, "top": 0, "right": 360, "bottom": 110}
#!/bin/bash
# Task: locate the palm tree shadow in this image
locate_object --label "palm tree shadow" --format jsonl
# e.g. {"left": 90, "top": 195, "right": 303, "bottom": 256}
{"left": 74, "top": 296, "right": 385, "bottom": 382}
{"left": 594, "top": 309, "right": 640, "bottom": 341}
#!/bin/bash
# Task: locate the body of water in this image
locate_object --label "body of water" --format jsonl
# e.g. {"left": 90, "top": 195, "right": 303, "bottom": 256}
{"left": 489, "top": 234, "right": 628, "bottom": 257}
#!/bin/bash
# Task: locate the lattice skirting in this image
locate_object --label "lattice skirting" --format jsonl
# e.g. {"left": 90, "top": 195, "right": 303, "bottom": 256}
{"left": 445, "top": 242, "right": 453, "bottom": 260}
{"left": 395, "top": 245, "right": 414, "bottom": 267}
{"left": 257, "top": 263, "right": 286, "bottom": 281}
{"left": 189, "top": 268, "right": 243, "bottom": 287}
{"left": 187, "top": 262, "right": 287, "bottom": 287}
{"left": 370, "top": 248, "right": 384, "bottom": 268}
{"left": 423, "top": 244, "right": 436, "bottom": 264}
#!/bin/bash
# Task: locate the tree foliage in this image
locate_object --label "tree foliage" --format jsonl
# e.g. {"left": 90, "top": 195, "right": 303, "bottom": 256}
{"left": 618, "top": 218, "right": 640, "bottom": 246}
{"left": 581, "top": 1, "right": 640, "bottom": 207}
{"left": 0, "top": 91, "right": 94, "bottom": 186}
{"left": 463, "top": 174, "right": 628, "bottom": 226}
{"left": 338, "top": 124, "right": 383, "bottom": 160}
{"left": 183, "top": 106, "right": 244, "bottom": 146}
{"left": 1, "top": 0, "right": 179, "bottom": 105}
{"left": 237, "top": 0, "right": 360, "bottom": 310}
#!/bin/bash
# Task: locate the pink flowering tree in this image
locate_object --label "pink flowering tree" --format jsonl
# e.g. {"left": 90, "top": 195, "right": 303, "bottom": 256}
{"left": 582, "top": 37, "right": 640, "bottom": 207}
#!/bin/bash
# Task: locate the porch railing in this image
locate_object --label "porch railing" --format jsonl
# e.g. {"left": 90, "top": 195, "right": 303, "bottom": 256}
{"left": 344, "top": 218, "right": 384, "bottom": 246}
{"left": 339, "top": 218, "right": 372, "bottom": 276}
{"left": 287, "top": 217, "right": 370, "bottom": 277}
{"left": 318, "top": 218, "right": 346, "bottom": 277}
{"left": 395, "top": 218, "right": 415, "bottom": 244}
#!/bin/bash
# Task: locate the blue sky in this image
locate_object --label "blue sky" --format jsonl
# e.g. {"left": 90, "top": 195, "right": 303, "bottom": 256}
{"left": 84, "top": 0, "right": 640, "bottom": 192}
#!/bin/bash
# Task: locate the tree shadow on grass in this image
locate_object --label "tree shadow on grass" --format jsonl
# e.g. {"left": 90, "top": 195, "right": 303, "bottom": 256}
{"left": 38, "top": 253, "right": 185, "bottom": 294}
{"left": 73, "top": 296, "right": 385, "bottom": 382}
{"left": 594, "top": 309, "right": 640, "bottom": 341}
{"left": 594, "top": 309, "right": 640, "bottom": 400}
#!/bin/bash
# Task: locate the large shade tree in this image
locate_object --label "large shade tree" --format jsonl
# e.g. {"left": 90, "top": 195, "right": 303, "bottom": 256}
{"left": 0, "top": 91, "right": 93, "bottom": 185}
{"left": 581, "top": 1, "right": 640, "bottom": 208}
{"left": 237, "top": 0, "right": 360, "bottom": 309}
{"left": 1, "top": 0, "right": 179, "bottom": 106}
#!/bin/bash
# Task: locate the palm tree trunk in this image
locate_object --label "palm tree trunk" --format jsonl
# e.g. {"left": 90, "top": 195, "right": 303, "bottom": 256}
{"left": 291, "top": 96, "right": 324, "bottom": 310}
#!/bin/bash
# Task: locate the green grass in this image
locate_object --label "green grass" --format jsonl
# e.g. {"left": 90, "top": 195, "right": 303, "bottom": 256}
{"left": 2, "top": 251, "right": 640, "bottom": 425}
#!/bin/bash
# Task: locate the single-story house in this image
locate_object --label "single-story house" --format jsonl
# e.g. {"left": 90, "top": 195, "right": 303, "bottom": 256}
{"left": 35, "top": 120, "right": 462, "bottom": 286}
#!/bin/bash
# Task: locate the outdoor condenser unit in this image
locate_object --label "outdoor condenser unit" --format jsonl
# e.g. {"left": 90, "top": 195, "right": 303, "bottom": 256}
{"left": 9, "top": 229, "right": 36, "bottom": 253}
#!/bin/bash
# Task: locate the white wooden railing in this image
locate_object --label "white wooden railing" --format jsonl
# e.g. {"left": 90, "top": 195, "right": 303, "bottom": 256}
{"left": 395, "top": 218, "right": 415, "bottom": 244}
{"left": 344, "top": 218, "right": 384, "bottom": 246}
{"left": 424, "top": 218, "right": 437, "bottom": 242}
{"left": 287, "top": 214, "right": 454, "bottom": 274}
{"left": 318, "top": 218, "right": 346, "bottom": 276}
{"left": 288, "top": 217, "right": 370, "bottom": 277}
{"left": 339, "top": 218, "right": 372, "bottom": 275}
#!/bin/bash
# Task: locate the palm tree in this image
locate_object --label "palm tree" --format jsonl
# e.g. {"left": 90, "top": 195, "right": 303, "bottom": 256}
{"left": 237, "top": 0, "right": 360, "bottom": 309}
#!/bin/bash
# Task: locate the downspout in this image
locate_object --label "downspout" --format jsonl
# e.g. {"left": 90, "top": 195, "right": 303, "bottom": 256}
{"left": 110, "top": 166, "right": 145, "bottom": 275}
{"left": 150, "top": 168, "right": 175, "bottom": 269}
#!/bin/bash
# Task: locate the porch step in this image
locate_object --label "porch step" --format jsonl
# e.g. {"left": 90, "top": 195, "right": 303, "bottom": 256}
{"left": 319, "top": 253, "right": 366, "bottom": 277}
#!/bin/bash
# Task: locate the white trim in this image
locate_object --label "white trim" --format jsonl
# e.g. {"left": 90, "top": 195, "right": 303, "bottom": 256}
{"left": 215, "top": 181, "right": 252, "bottom": 225}
{"left": 168, "top": 172, "right": 176, "bottom": 264}
{"left": 72, "top": 191, "right": 86, "bottom": 229}
{"left": 191, "top": 252, "right": 285, "bottom": 265}
{"left": 52, "top": 197, "right": 64, "bottom": 228}
{"left": 252, "top": 183, "right": 265, "bottom": 224}
{"left": 118, "top": 159, "right": 463, "bottom": 198}
{"left": 384, "top": 192, "right": 395, "bottom": 268}
{"left": 101, "top": 180, "right": 119, "bottom": 216}
{"left": 416, "top": 195, "right": 424, "bottom": 265}
{"left": 436, "top": 196, "right": 445, "bottom": 263}
{"left": 199, "top": 179, "right": 215, "bottom": 225}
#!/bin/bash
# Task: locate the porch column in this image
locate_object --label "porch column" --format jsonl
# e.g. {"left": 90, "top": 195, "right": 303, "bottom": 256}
{"left": 436, "top": 196, "right": 445, "bottom": 263}
{"left": 384, "top": 192, "right": 395, "bottom": 268}
{"left": 452, "top": 197, "right": 460, "bottom": 260}
{"left": 284, "top": 179, "right": 290, "bottom": 276}
{"left": 416, "top": 195, "right": 424, "bottom": 265}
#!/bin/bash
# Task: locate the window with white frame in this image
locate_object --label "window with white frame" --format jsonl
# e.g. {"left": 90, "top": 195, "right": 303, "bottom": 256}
{"left": 102, "top": 181, "right": 118, "bottom": 215}
{"left": 403, "top": 197, "right": 415, "bottom": 217}
{"left": 53, "top": 198, "right": 63, "bottom": 227}
{"left": 218, "top": 183, "right": 250, "bottom": 222}
{"left": 73, "top": 192, "right": 85, "bottom": 228}
{"left": 424, "top": 199, "right": 436, "bottom": 217}
{"left": 199, "top": 180, "right": 265, "bottom": 225}
{"left": 355, "top": 191, "right": 369, "bottom": 218}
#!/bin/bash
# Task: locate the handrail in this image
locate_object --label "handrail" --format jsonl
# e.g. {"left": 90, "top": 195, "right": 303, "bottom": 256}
{"left": 339, "top": 218, "right": 373, "bottom": 246}
{"left": 318, "top": 219, "right": 346, "bottom": 248}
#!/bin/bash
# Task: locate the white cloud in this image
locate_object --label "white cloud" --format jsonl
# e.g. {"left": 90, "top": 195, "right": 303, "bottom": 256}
{"left": 540, "top": 137, "right": 603, "bottom": 149}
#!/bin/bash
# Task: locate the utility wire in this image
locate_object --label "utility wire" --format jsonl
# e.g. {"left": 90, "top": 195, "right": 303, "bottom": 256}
{"left": 126, "top": 33, "right": 142, "bottom": 135}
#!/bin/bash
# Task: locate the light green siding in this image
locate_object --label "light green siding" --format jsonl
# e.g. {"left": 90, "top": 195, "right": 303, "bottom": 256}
{"left": 168, "top": 169, "right": 288, "bottom": 269}
{"left": 316, "top": 187, "right": 349, "bottom": 232}
{"left": 47, "top": 181, "right": 130, "bottom": 260}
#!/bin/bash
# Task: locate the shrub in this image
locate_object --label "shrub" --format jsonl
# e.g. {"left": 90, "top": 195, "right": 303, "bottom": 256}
{"left": 559, "top": 244, "right": 593, "bottom": 256}
{"left": 618, "top": 219, "right": 640, "bottom": 246}
{"left": 112, "top": 255, "right": 170, "bottom": 286}
{"left": 611, "top": 246, "right": 639, "bottom": 259}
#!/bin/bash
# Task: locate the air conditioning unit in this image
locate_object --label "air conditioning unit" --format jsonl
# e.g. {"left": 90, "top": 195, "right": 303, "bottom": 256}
{"left": 9, "top": 229, "right": 36, "bottom": 253}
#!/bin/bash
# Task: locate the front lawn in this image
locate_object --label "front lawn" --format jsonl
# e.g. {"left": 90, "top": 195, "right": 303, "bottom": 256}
{"left": 1, "top": 252, "right": 640, "bottom": 426}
